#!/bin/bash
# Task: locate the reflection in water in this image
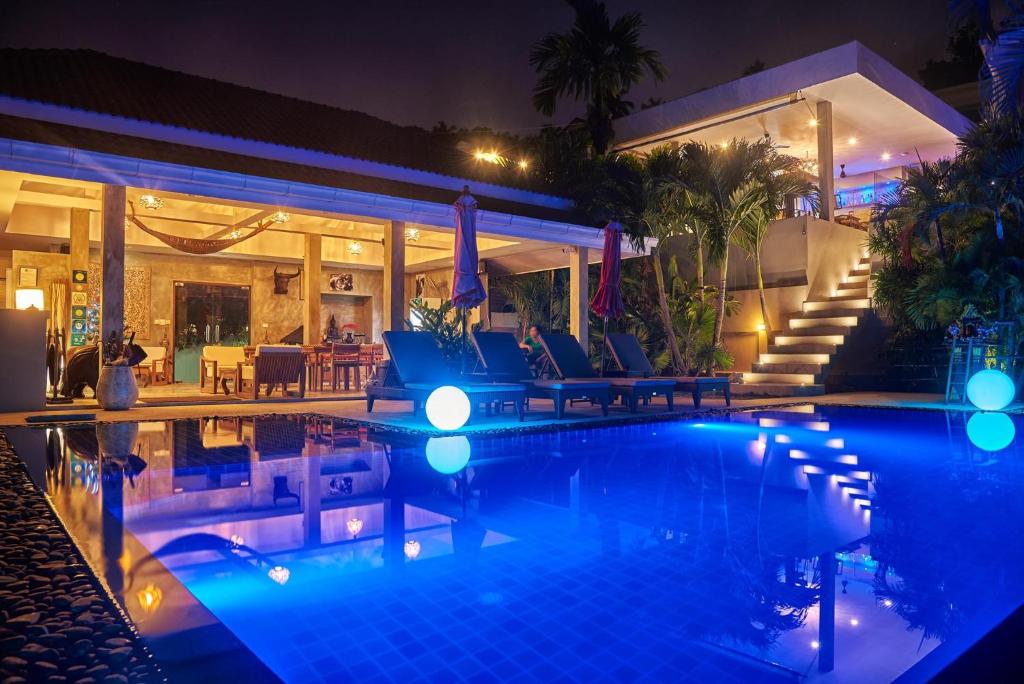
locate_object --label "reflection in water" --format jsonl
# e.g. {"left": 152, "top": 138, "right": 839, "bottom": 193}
{"left": 966, "top": 411, "right": 1015, "bottom": 451}
{"left": 10, "top": 407, "right": 1024, "bottom": 683}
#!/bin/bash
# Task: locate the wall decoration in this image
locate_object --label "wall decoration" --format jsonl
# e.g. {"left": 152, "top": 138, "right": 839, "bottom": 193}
{"left": 273, "top": 266, "right": 301, "bottom": 295}
{"left": 71, "top": 291, "right": 87, "bottom": 306}
{"left": 71, "top": 305, "right": 87, "bottom": 320}
{"left": 72, "top": 269, "right": 88, "bottom": 286}
{"left": 18, "top": 266, "right": 37, "bottom": 287}
{"left": 88, "top": 263, "right": 152, "bottom": 338}
{"left": 329, "top": 273, "right": 354, "bottom": 292}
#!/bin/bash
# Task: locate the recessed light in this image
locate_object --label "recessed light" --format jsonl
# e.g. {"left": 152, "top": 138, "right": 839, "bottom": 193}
{"left": 847, "top": 136, "right": 858, "bottom": 145}
{"left": 881, "top": 152, "right": 892, "bottom": 161}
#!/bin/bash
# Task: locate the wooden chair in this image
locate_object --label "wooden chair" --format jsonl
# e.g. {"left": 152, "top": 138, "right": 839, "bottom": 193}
{"left": 200, "top": 345, "right": 247, "bottom": 394}
{"left": 232, "top": 345, "right": 306, "bottom": 399}
{"left": 359, "top": 343, "right": 384, "bottom": 385}
{"left": 330, "top": 343, "right": 362, "bottom": 391}
{"left": 135, "top": 345, "right": 171, "bottom": 386}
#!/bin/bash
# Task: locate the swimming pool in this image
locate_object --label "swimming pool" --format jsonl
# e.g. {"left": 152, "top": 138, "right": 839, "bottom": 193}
{"left": 7, "top": 405, "right": 1024, "bottom": 683}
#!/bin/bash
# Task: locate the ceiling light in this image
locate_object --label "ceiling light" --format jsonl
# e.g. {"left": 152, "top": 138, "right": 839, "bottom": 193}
{"left": 808, "top": 118, "right": 818, "bottom": 127}
{"left": 404, "top": 539, "right": 421, "bottom": 560}
{"left": 348, "top": 241, "right": 363, "bottom": 256}
{"left": 473, "top": 149, "right": 503, "bottom": 164}
{"left": 517, "top": 159, "right": 529, "bottom": 171}
{"left": 138, "top": 194, "right": 164, "bottom": 210}
{"left": 404, "top": 227, "right": 421, "bottom": 242}
{"left": 271, "top": 211, "right": 290, "bottom": 224}
{"left": 847, "top": 136, "right": 858, "bottom": 145}
{"left": 881, "top": 152, "right": 892, "bottom": 161}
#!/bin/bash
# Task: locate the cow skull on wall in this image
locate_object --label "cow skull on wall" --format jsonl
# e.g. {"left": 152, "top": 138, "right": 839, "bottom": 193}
{"left": 273, "top": 266, "right": 301, "bottom": 295}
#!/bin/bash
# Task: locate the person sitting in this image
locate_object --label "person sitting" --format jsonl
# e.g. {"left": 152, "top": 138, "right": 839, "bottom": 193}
{"left": 519, "top": 325, "right": 547, "bottom": 374}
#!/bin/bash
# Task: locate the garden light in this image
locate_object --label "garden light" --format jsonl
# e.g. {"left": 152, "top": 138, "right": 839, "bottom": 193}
{"left": 425, "top": 385, "right": 471, "bottom": 431}
{"left": 426, "top": 435, "right": 471, "bottom": 474}
{"left": 966, "top": 369, "right": 1016, "bottom": 411}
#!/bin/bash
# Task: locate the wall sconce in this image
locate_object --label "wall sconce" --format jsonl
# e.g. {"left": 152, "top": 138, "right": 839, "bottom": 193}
{"left": 348, "top": 241, "right": 363, "bottom": 256}
{"left": 15, "top": 288, "right": 45, "bottom": 310}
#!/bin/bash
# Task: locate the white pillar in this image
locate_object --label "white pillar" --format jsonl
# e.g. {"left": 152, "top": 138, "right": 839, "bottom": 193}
{"left": 383, "top": 221, "right": 406, "bottom": 336}
{"left": 100, "top": 185, "right": 126, "bottom": 355}
{"left": 816, "top": 100, "right": 835, "bottom": 222}
{"left": 569, "top": 246, "right": 589, "bottom": 352}
{"left": 303, "top": 233, "right": 322, "bottom": 344}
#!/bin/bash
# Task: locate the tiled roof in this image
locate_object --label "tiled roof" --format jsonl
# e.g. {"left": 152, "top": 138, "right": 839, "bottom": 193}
{"left": 0, "top": 113, "right": 573, "bottom": 223}
{"left": 0, "top": 48, "right": 474, "bottom": 175}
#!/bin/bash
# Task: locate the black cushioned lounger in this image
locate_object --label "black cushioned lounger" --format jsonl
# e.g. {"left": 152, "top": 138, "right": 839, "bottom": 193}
{"left": 538, "top": 333, "right": 676, "bottom": 412}
{"left": 365, "top": 331, "right": 525, "bottom": 421}
{"left": 470, "top": 331, "right": 610, "bottom": 419}
{"left": 605, "top": 332, "right": 731, "bottom": 409}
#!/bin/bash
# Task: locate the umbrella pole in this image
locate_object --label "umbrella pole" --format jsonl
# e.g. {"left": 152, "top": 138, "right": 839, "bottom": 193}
{"left": 599, "top": 316, "right": 608, "bottom": 376}
{"left": 460, "top": 307, "right": 468, "bottom": 377}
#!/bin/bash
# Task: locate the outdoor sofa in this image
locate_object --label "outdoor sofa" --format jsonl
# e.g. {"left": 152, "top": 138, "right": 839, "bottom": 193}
{"left": 470, "top": 331, "right": 611, "bottom": 419}
{"left": 605, "top": 332, "right": 731, "bottom": 409}
{"left": 539, "top": 333, "right": 676, "bottom": 412}
{"left": 366, "top": 331, "right": 526, "bottom": 422}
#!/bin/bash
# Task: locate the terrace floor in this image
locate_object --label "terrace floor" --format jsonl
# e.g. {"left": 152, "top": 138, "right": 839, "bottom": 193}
{"left": 2, "top": 391, "right": 1015, "bottom": 430}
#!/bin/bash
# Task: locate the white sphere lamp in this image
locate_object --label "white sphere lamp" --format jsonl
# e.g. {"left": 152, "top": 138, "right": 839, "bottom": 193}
{"left": 966, "top": 369, "right": 1016, "bottom": 411}
{"left": 425, "top": 385, "right": 471, "bottom": 431}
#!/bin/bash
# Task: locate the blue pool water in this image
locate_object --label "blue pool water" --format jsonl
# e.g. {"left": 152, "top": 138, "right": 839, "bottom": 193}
{"left": 9, "top": 405, "right": 1024, "bottom": 683}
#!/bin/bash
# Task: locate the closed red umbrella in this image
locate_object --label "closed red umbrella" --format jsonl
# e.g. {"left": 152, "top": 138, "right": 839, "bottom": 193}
{"left": 590, "top": 221, "right": 625, "bottom": 375}
{"left": 452, "top": 186, "right": 487, "bottom": 373}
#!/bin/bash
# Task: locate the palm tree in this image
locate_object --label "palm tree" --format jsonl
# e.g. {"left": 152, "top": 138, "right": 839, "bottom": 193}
{"left": 948, "top": 1, "right": 1024, "bottom": 118}
{"left": 679, "top": 140, "right": 769, "bottom": 346}
{"left": 734, "top": 145, "right": 817, "bottom": 338}
{"left": 530, "top": 0, "right": 666, "bottom": 155}
{"left": 595, "top": 148, "right": 688, "bottom": 372}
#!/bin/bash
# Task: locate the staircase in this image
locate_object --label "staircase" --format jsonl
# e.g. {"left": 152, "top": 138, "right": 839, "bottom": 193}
{"left": 737, "top": 254, "right": 873, "bottom": 397}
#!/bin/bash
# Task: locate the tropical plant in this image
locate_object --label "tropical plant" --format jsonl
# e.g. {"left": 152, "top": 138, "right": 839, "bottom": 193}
{"left": 733, "top": 148, "right": 818, "bottom": 337}
{"left": 870, "top": 113, "right": 1024, "bottom": 339}
{"left": 948, "top": 0, "right": 1024, "bottom": 118}
{"left": 530, "top": 0, "right": 666, "bottom": 155}
{"left": 493, "top": 270, "right": 571, "bottom": 337}
{"left": 589, "top": 147, "right": 690, "bottom": 372}
{"left": 405, "top": 297, "right": 475, "bottom": 363}
{"left": 677, "top": 139, "right": 775, "bottom": 345}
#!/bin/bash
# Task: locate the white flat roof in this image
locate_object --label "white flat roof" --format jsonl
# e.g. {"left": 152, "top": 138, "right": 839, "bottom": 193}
{"left": 613, "top": 42, "right": 973, "bottom": 177}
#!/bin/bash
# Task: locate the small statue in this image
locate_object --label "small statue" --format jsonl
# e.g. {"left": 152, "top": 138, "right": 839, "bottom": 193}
{"left": 324, "top": 315, "right": 341, "bottom": 342}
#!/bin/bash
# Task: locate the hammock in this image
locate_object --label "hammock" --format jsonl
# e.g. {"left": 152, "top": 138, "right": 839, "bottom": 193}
{"left": 126, "top": 207, "right": 272, "bottom": 255}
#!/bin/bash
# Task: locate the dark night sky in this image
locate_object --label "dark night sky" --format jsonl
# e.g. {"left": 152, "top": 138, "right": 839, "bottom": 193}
{"left": 0, "top": 0, "right": 953, "bottom": 132}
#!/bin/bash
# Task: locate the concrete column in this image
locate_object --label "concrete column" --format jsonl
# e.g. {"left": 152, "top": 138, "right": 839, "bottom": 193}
{"left": 816, "top": 100, "right": 835, "bottom": 222}
{"left": 303, "top": 233, "right": 322, "bottom": 344}
{"left": 100, "top": 185, "right": 126, "bottom": 355}
{"left": 569, "top": 246, "right": 589, "bottom": 351}
{"left": 382, "top": 221, "right": 406, "bottom": 336}
{"left": 69, "top": 208, "right": 90, "bottom": 347}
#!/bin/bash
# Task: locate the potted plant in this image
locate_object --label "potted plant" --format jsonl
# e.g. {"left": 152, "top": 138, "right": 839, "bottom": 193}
{"left": 96, "top": 331, "right": 146, "bottom": 410}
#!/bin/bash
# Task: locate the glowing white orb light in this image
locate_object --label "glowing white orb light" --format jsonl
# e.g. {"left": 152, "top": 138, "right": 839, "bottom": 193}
{"left": 967, "top": 411, "right": 1016, "bottom": 452}
{"left": 426, "top": 435, "right": 472, "bottom": 474}
{"left": 425, "top": 385, "right": 471, "bottom": 431}
{"left": 966, "top": 369, "right": 1016, "bottom": 411}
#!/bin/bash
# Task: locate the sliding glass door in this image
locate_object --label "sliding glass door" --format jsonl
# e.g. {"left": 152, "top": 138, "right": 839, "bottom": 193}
{"left": 173, "top": 282, "right": 250, "bottom": 383}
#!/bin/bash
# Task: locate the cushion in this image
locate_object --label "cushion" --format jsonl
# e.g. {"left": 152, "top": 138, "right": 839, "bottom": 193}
{"left": 202, "top": 345, "right": 247, "bottom": 365}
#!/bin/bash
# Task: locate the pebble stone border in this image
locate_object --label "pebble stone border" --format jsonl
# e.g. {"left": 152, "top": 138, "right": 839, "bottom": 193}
{"left": 0, "top": 431, "right": 163, "bottom": 684}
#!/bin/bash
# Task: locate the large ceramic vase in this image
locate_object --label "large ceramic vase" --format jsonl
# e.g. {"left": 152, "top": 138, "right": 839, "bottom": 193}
{"left": 96, "top": 365, "right": 139, "bottom": 410}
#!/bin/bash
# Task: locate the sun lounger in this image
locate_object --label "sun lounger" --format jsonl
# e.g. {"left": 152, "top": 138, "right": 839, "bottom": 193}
{"left": 605, "top": 332, "right": 731, "bottom": 409}
{"left": 366, "top": 331, "right": 525, "bottom": 421}
{"left": 539, "top": 333, "right": 676, "bottom": 412}
{"left": 471, "top": 331, "right": 611, "bottom": 419}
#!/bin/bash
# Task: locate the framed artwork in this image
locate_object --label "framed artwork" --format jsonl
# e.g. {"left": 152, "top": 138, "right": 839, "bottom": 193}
{"left": 329, "top": 273, "right": 354, "bottom": 291}
{"left": 71, "top": 291, "right": 87, "bottom": 306}
{"left": 72, "top": 269, "right": 88, "bottom": 285}
{"left": 18, "top": 267, "right": 37, "bottom": 287}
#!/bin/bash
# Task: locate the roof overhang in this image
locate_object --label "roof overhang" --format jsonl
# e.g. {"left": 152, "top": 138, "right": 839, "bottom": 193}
{"left": 613, "top": 42, "right": 973, "bottom": 177}
{"left": 0, "top": 136, "right": 643, "bottom": 256}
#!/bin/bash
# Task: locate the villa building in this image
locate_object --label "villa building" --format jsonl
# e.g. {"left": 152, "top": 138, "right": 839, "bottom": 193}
{"left": 613, "top": 41, "right": 972, "bottom": 394}
{"left": 0, "top": 49, "right": 628, "bottom": 406}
